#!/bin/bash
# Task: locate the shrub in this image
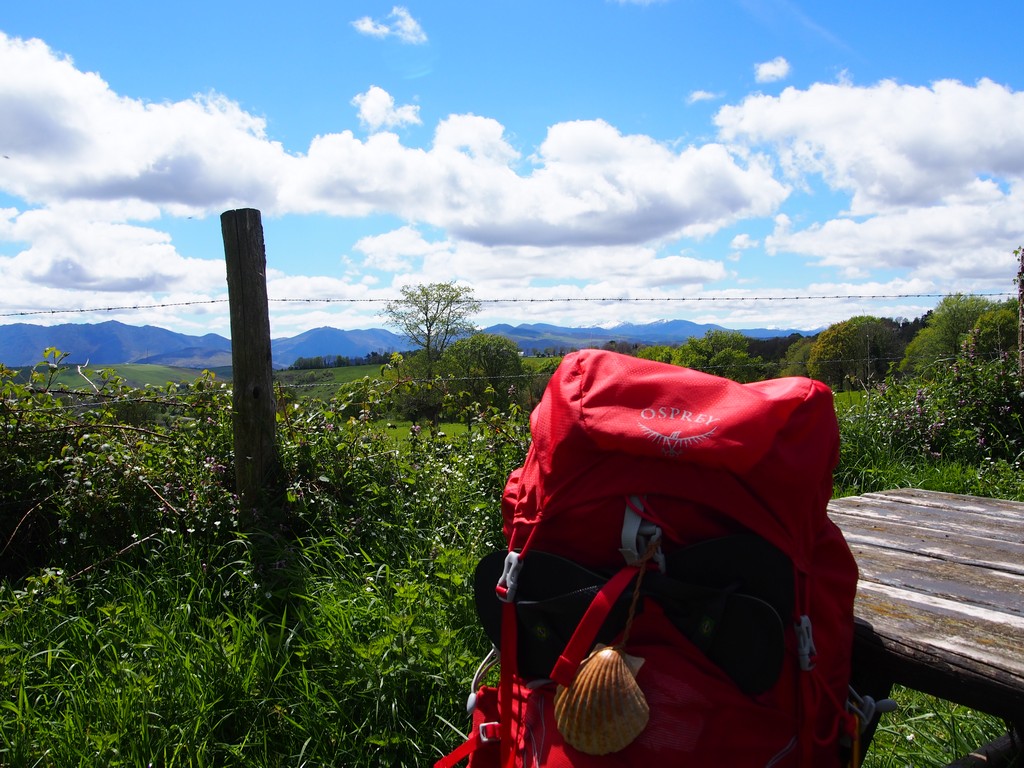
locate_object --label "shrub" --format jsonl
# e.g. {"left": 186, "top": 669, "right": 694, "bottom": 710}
{"left": 835, "top": 338, "right": 1024, "bottom": 498}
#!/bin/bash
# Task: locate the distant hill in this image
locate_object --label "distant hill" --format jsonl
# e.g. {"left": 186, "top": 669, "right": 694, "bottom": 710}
{"left": 488, "top": 319, "right": 815, "bottom": 354}
{"left": 0, "top": 321, "right": 232, "bottom": 367}
{"left": 0, "top": 319, "right": 817, "bottom": 369}
{"left": 271, "top": 326, "right": 406, "bottom": 364}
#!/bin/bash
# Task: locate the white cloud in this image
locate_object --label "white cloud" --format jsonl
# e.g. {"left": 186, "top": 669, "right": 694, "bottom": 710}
{"left": 755, "top": 57, "right": 791, "bottom": 83}
{"left": 5, "top": 30, "right": 1022, "bottom": 335}
{"left": 338, "top": 225, "right": 729, "bottom": 329}
{"left": 433, "top": 114, "right": 521, "bottom": 165}
{"left": 351, "top": 7, "right": 427, "bottom": 44}
{"left": 688, "top": 90, "right": 722, "bottom": 105}
{"left": 1, "top": 204, "right": 224, "bottom": 293}
{"left": 0, "top": 34, "right": 789, "bottom": 266}
{"left": 0, "top": 33, "right": 288, "bottom": 213}
{"left": 351, "top": 86, "right": 422, "bottom": 132}
{"left": 715, "top": 78, "right": 1024, "bottom": 215}
{"left": 352, "top": 225, "right": 444, "bottom": 272}
{"left": 286, "top": 114, "right": 788, "bottom": 247}
{"left": 766, "top": 184, "right": 1023, "bottom": 284}
{"left": 351, "top": 17, "right": 390, "bottom": 39}
{"left": 718, "top": 78, "right": 1024, "bottom": 294}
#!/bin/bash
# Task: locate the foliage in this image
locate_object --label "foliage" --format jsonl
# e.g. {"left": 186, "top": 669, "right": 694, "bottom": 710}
{"left": 778, "top": 335, "right": 815, "bottom": 377}
{"left": 0, "top": 355, "right": 530, "bottom": 766}
{"left": 634, "top": 344, "right": 675, "bottom": 364}
{"left": 376, "top": 351, "right": 447, "bottom": 423}
{"left": 441, "top": 333, "right": 526, "bottom": 415}
{"left": 290, "top": 351, "right": 393, "bottom": 370}
{"left": 382, "top": 282, "right": 481, "bottom": 379}
{"left": 808, "top": 315, "right": 901, "bottom": 389}
{"left": 834, "top": 336, "right": 1024, "bottom": 498}
{"left": 971, "top": 303, "right": 1018, "bottom": 359}
{"left": 0, "top": 351, "right": 237, "bottom": 580}
{"left": 899, "top": 293, "right": 1001, "bottom": 377}
{"left": 671, "top": 329, "right": 774, "bottom": 382}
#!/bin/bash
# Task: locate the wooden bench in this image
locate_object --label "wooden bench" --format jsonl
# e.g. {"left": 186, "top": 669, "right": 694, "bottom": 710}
{"left": 828, "top": 489, "right": 1024, "bottom": 766}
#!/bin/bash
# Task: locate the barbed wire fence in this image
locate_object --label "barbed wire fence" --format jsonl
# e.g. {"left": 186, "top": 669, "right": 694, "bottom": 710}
{"left": 2, "top": 292, "right": 1019, "bottom": 404}
{"left": 1, "top": 203, "right": 1020, "bottom": 412}
{"left": 0, "top": 291, "right": 1017, "bottom": 319}
{"left": 3, "top": 210, "right": 1019, "bottom": 579}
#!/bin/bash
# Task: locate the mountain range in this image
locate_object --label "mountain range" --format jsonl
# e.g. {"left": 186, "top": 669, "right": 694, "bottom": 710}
{"left": 0, "top": 319, "right": 817, "bottom": 369}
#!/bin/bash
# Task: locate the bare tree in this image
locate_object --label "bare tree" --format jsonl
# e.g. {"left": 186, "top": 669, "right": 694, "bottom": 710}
{"left": 383, "top": 282, "right": 480, "bottom": 378}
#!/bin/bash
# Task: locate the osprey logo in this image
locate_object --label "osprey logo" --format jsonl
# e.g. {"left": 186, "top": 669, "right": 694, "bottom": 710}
{"left": 638, "top": 406, "right": 719, "bottom": 457}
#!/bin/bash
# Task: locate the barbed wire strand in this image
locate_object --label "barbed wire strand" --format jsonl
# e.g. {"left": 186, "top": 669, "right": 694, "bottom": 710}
{"left": 0, "top": 291, "right": 1016, "bottom": 318}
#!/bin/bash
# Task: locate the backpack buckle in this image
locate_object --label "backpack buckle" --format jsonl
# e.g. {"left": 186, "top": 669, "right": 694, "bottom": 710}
{"left": 478, "top": 721, "right": 501, "bottom": 743}
{"left": 495, "top": 551, "right": 523, "bottom": 602}
{"left": 620, "top": 496, "right": 666, "bottom": 573}
{"left": 796, "top": 614, "right": 817, "bottom": 671}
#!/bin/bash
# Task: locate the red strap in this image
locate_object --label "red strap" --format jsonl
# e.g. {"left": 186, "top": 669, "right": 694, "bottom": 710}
{"left": 433, "top": 721, "right": 500, "bottom": 768}
{"left": 550, "top": 566, "right": 638, "bottom": 688}
{"left": 499, "top": 599, "right": 517, "bottom": 768}
{"left": 433, "top": 731, "right": 478, "bottom": 768}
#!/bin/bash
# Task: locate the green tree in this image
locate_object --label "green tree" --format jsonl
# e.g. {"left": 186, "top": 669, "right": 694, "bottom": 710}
{"left": 383, "top": 282, "right": 481, "bottom": 379}
{"left": 778, "top": 336, "right": 815, "bottom": 377}
{"left": 635, "top": 345, "right": 675, "bottom": 364}
{"left": 971, "top": 303, "right": 1018, "bottom": 359}
{"left": 899, "top": 294, "right": 997, "bottom": 377}
{"left": 672, "top": 330, "right": 773, "bottom": 382}
{"left": 807, "top": 316, "right": 899, "bottom": 388}
{"left": 442, "top": 333, "right": 525, "bottom": 413}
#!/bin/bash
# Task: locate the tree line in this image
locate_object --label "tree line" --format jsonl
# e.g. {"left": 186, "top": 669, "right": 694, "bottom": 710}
{"left": 365, "top": 281, "right": 1019, "bottom": 423}
{"left": 289, "top": 351, "right": 394, "bottom": 370}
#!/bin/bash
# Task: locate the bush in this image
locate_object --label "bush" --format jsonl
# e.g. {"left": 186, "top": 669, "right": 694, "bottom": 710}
{"left": 835, "top": 339, "right": 1024, "bottom": 498}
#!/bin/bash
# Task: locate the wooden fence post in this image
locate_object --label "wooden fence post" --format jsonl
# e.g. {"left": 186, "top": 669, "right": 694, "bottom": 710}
{"left": 221, "top": 208, "right": 281, "bottom": 530}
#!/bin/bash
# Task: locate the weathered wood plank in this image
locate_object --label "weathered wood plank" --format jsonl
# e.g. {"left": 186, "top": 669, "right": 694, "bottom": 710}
{"left": 846, "top": 542, "right": 1024, "bottom": 615}
{"left": 831, "top": 509, "right": 1024, "bottom": 577}
{"left": 854, "top": 618, "right": 1024, "bottom": 721}
{"left": 866, "top": 489, "right": 1024, "bottom": 520}
{"left": 832, "top": 490, "right": 1024, "bottom": 725}
{"left": 945, "top": 731, "right": 1022, "bottom": 767}
{"left": 829, "top": 496, "right": 1024, "bottom": 550}
{"left": 855, "top": 581, "right": 1024, "bottom": 676}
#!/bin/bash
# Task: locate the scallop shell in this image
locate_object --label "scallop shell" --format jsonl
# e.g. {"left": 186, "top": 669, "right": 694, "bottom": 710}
{"left": 554, "top": 644, "right": 649, "bottom": 755}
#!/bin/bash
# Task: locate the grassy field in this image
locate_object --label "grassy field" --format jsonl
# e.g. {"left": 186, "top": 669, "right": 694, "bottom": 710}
{"left": 15, "top": 358, "right": 561, "bottom": 395}
{"left": 272, "top": 364, "right": 381, "bottom": 397}
{"left": 13, "top": 362, "right": 221, "bottom": 389}
{"left": 13, "top": 361, "right": 381, "bottom": 392}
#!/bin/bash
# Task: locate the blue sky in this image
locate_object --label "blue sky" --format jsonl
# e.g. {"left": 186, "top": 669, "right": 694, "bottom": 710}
{"left": 1, "top": 1, "right": 1022, "bottom": 339}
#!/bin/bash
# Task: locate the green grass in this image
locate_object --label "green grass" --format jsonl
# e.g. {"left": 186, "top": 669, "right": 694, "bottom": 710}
{"left": 12, "top": 362, "right": 383, "bottom": 393}
{"left": 273, "top": 364, "right": 381, "bottom": 388}
{"left": 0, "top": 535, "right": 489, "bottom": 767}
{"left": 13, "top": 363, "right": 221, "bottom": 390}
{"left": 4, "top": 534, "right": 1008, "bottom": 767}
{"left": 862, "top": 688, "right": 1013, "bottom": 768}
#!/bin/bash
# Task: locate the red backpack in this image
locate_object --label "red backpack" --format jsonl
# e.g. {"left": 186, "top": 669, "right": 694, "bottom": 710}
{"left": 438, "top": 350, "right": 859, "bottom": 768}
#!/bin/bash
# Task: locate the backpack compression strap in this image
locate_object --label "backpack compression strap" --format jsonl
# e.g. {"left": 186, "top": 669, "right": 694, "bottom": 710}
{"left": 549, "top": 565, "right": 640, "bottom": 688}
